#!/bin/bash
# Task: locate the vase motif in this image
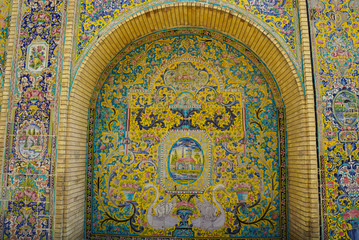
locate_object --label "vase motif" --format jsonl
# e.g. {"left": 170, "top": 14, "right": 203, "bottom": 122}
{"left": 236, "top": 191, "right": 249, "bottom": 203}
{"left": 347, "top": 220, "right": 359, "bottom": 240}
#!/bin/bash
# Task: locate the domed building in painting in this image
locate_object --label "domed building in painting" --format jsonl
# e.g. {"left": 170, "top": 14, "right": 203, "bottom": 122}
{"left": 0, "top": 0, "right": 358, "bottom": 239}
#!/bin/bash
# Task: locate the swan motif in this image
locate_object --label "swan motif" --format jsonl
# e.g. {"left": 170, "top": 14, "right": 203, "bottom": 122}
{"left": 143, "top": 184, "right": 179, "bottom": 229}
{"left": 191, "top": 184, "right": 226, "bottom": 230}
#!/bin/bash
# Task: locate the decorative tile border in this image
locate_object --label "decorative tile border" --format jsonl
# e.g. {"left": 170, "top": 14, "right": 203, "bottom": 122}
{"left": 0, "top": 0, "right": 67, "bottom": 238}
{"left": 0, "top": 0, "right": 12, "bottom": 85}
{"left": 309, "top": 0, "right": 359, "bottom": 239}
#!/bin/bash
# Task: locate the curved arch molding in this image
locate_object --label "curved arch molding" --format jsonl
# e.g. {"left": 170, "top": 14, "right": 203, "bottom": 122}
{"left": 72, "top": 1, "right": 304, "bottom": 94}
{"left": 61, "top": 2, "right": 318, "bottom": 239}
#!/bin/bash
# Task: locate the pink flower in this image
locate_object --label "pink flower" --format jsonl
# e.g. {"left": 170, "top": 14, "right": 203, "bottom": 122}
{"left": 0, "top": 18, "right": 6, "bottom": 28}
{"left": 80, "top": 34, "right": 91, "bottom": 41}
{"left": 344, "top": 176, "right": 350, "bottom": 184}
{"left": 108, "top": 76, "right": 114, "bottom": 85}
{"left": 215, "top": 94, "right": 223, "bottom": 103}
{"left": 100, "top": 144, "right": 106, "bottom": 150}
{"left": 25, "top": 189, "right": 33, "bottom": 197}
{"left": 26, "top": 91, "right": 32, "bottom": 99}
{"left": 20, "top": 31, "right": 28, "bottom": 37}
{"left": 164, "top": 45, "right": 172, "bottom": 52}
{"left": 29, "top": 216, "right": 36, "bottom": 224}
{"left": 39, "top": 13, "right": 46, "bottom": 19}
{"left": 198, "top": 42, "right": 206, "bottom": 49}
{"left": 217, "top": 192, "right": 223, "bottom": 199}
{"left": 334, "top": 6, "right": 341, "bottom": 11}
{"left": 32, "top": 192, "right": 39, "bottom": 201}
{"left": 349, "top": 208, "right": 359, "bottom": 218}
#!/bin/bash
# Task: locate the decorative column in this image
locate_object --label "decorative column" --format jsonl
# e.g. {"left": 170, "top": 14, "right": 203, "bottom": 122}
{"left": 0, "top": 0, "right": 67, "bottom": 239}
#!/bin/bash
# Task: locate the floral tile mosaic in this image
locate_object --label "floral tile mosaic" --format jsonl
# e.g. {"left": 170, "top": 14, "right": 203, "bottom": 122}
{"left": 309, "top": 0, "right": 359, "bottom": 239}
{"left": 86, "top": 29, "right": 287, "bottom": 239}
{"left": 75, "top": 0, "right": 298, "bottom": 63}
{"left": 0, "top": 0, "right": 11, "bottom": 83}
{"left": 0, "top": 0, "right": 67, "bottom": 239}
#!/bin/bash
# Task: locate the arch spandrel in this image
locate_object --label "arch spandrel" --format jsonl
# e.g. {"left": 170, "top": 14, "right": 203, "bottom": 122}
{"left": 71, "top": 3, "right": 303, "bottom": 97}
{"left": 75, "top": 0, "right": 299, "bottom": 66}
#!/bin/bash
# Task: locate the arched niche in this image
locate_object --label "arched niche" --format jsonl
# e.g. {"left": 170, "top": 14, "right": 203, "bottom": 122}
{"left": 56, "top": 3, "right": 318, "bottom": 239}
{"left": 86, "top": 29, "right": 286, "bottom": 238}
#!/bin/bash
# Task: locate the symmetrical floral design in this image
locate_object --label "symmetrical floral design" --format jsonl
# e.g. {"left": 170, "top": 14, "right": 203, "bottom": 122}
{"left": 310, "top": 0, "right": 359, "bottom": 239}
{"left": 75, "top": 0, "right": 298, "bottom": 62}
{"left": 26, "top": 42, "right": 48, "bottom": 72}
{"left": 1, "top": 0, "right": 66, "bottom": 239}
{"left": 86, "top": 29, "right": 287, "bottom": 239}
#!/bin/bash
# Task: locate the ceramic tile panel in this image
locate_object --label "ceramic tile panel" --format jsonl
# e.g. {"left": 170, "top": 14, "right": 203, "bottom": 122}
{"left": 309, "top": 0, "right": 359, "bottom": 239}
{"left": 74, "top": 0, "right": 299, "bottom": 67}
{"left": 86, "top": 29, "right": 287, "bottom": 239}
{"left": 0, "top": 0, "right": 67, "bottom": 239}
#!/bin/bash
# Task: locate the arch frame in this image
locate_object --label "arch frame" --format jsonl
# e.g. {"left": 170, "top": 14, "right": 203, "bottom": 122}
{"left": 71, "top": 0, "right": 304, "bottom": 91}
{"left": 56, "top": 2, "right": 319, "bottom": 239}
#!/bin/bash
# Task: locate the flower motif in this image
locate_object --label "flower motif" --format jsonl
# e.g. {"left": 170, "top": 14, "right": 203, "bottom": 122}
{"left": 343, "top": 208, "right": 359, "bottom": 220}
{"left": 232, "top": 182, "right": 252, "bottom": 192}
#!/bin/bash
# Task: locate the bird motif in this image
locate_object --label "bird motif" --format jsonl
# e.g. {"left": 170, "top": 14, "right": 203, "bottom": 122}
{"left": 143, "top": 184, "right": 179, "bottom": 230}
{"left": 191, "top": 184, "right": 226, "bottom": 230}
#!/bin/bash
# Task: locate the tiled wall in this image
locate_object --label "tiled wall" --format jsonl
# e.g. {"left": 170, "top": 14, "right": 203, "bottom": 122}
{"left": 0, "top": 0, "right": 67, "bottom": 239}
{"left": 61, "top": 3, "right": 317, "bottom": 239}
{"left": 0, "top": 0, "right": 11, "bottom": 84}
{"left": 74, "top": 0, "right": 299, "bottom": 63}
{"left": 85, "top": 29, "right": 287, "bottom": 239}
{"left": 0, "top": 0, "right": 324, "bottom": 239}
{"left": 309, "top": 0, "right": 359, "bottom": 239}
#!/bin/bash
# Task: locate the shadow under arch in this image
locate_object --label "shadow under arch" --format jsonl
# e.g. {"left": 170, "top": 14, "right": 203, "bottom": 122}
{"left": 57, "top": 3, "right": 318, "bottom": 239}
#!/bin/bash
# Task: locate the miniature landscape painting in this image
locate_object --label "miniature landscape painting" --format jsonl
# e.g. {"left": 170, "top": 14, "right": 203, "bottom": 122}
{"left": 168, "top": 137, "right": 204, "bottom": 185}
